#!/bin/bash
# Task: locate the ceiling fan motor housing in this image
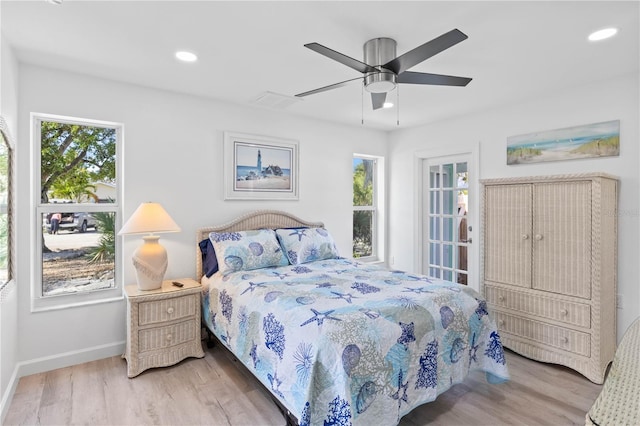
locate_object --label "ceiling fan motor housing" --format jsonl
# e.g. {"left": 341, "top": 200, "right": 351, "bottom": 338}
{"left": 363, "top": 37, "right": 397, "bottom": 93}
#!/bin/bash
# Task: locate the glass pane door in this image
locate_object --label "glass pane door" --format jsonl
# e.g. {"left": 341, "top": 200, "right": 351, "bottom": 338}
{"left": 424, "top": 156, "right": 471, "bottom": 285}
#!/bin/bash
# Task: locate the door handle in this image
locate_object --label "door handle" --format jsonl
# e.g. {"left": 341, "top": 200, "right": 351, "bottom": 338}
{"left": 460, "top": 238, "right": 472, "bottom": 244}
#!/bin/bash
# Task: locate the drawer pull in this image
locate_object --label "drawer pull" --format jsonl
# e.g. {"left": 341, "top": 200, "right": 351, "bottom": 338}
{"left": 167, "top": 307, "right": 175, "bottom": 314}
{"left": 561, "top": 336, "right": 569, "bottom": 344}
{"left": 498, "top": 295, "right": 505, "bottom": 302}
{"left": 166, "top": 334, "right": 173, "bottom": 341}
{"left": 560, "top": 309, "right": 568, "bottom": 316}
{"left": 522, "top": 234, "right": 529, "bottom": 240}
{"left": 498, "top": 320, "right": 505, "bottom": 327}
{"left": 535, "top": 234, "right": 543, "bottom": 241}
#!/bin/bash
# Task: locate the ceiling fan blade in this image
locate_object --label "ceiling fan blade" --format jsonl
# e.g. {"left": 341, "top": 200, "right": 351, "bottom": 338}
{"left": 397, "top": 71, "right": 472, "bottom": 86}
{"left": 383, "top": 29, "right": 468, "bottom": 75}
{"left": 371, "top": 92, "right": 386, "bottom": 110}
{"left": 305, "top": 42, "right": 378, "bottom": 74}
{"left": 295, "top": 76, "right": 363, "bottom": 98}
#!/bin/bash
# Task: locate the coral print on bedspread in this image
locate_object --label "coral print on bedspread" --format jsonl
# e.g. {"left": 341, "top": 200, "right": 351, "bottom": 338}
{"left": 202, "top": 258, "right": 509, "bottom": 426}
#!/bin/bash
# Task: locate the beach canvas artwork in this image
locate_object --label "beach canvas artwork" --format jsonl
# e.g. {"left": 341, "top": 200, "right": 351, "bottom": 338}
{"left": 507, "top": 120, "right": 620, "bottom": 165}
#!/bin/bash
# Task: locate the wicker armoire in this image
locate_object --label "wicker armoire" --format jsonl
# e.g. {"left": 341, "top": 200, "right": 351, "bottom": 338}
{"left": 481, "top": 173, "right": 617, "bottom": 384}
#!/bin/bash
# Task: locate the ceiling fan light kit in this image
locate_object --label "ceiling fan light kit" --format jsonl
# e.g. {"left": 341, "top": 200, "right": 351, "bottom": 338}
{"left": 296, "top": 28, "right": 473, "bottom": 119}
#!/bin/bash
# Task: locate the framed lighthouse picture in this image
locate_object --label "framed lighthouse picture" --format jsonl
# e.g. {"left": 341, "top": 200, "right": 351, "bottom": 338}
{"left": 223, "top": 131, "right": 299, "bottom": 200}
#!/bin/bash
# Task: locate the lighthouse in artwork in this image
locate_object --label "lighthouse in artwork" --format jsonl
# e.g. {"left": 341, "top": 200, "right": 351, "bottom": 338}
{"left": 257, "top": 149, "right": 262, "bottom": 176}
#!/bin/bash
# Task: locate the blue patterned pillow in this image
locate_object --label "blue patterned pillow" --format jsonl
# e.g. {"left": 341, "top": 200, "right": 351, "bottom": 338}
{"left": 209, "top": 229, "right": 289, "bottom": 275}
{"left": 275, "top": 227, "right": 340, "bottom": 265}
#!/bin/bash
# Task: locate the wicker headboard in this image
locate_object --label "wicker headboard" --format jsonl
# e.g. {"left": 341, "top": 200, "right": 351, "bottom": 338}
{"left": 196, "top": 210, "right": 324, "bottom": 280}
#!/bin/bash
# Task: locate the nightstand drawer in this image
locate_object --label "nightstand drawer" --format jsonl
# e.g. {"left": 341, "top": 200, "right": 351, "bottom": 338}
{"left": 139, "top": 294, "right": 196, "bottom": 326}
{"left": 485, "top": 284, "right": 591, "bottom": 328}
{"left": 494, "top": 311, "right": 591, "bottom": 357}
{"left": 138, "top": 320, "right": 196, "bottom": 352}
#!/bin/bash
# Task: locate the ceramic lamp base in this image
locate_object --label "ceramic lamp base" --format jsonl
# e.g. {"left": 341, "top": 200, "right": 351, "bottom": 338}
{"left": 132, "top": 235, "right": 168, "bottom": 290}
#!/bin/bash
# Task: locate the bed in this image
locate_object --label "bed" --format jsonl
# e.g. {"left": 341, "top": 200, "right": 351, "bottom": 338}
{"left": 197, "top": 210, "right": 509, "bottom": 426}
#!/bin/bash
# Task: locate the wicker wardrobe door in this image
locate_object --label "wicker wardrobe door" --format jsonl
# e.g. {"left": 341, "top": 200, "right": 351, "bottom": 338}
{"left": 532, "top": 181, "right": 592, "bottom": 298}
{"left": 484, "top": 184, "right": 532, "bottom": 288}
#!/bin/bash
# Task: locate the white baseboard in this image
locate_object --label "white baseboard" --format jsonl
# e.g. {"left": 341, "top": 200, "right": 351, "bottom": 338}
{"left": 0, "top": 340, "right": 125, "bottom": 423}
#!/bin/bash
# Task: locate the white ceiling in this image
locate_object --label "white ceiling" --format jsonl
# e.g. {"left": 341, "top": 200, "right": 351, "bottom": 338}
{"left": 2, "top": 1, "right": 638, "bottom": 131}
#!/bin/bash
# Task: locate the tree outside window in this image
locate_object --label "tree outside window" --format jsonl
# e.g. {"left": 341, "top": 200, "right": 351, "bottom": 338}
{"left": 353, "top": 157, "right": 376, "bottom": 259}
{"left": 0, "top": 122, "right": 13, "bottom": 287}
{"left": 36, "top": 116, "right": 120, "bottom": 300}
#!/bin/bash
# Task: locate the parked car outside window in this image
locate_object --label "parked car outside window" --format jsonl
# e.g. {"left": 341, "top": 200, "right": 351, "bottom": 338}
{"left": 45, "top": 212, "right": 97, "bottom": 233}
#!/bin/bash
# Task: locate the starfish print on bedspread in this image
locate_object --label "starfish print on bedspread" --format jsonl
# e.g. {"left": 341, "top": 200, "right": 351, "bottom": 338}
{"left": 359, "top": 308, "right": 380, "bottom": 319}
{"left": 397, "top": 321, "right": 416, "bottom": 348}
{"left": 240, "top": 281, "right": 267, "bottom": 295}
{"left": 391, "top": 369, "right": 409, "bottom": 410}
{"left": 468, "top": 332, "right": 479, "bottom": 366}
{"left": 406, "top": 275, "right": 433, "bottom": 283}
{"left": 402, "top": 286, "right": 434, "bottom": 294}
{"left": 300, "top": 308, "right": 342, "bottom": 327}
{"left": 331, "top": 291, "right": 357, "bottom": 304}
{"left": 268, "top": 371, "right": 284, "bottom": 399}
{"left": 269, "top": 271, "right": 290, "bottom": 280}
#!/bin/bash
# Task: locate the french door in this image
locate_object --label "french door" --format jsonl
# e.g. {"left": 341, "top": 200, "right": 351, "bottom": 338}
{"left": 423, "top": 155, "right": 472, "bottom": 285}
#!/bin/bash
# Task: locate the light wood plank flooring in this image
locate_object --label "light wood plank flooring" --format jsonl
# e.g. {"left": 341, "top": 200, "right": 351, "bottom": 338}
{"left": 5, "top": 346, "right": 602, "bottom": 426}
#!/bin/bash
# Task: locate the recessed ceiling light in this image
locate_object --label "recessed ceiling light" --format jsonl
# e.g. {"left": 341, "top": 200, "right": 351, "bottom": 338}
{"left": 175, "top": 51, "right": 198, "bottom": 62}
{"left": 47, "top": 0, "right": 63, "bottom": 4}
{"left": 588, "top": 28, "right": 618, "bottom": 42}
{"left": 383, "top": 102, "right": 394, "bottom": 109}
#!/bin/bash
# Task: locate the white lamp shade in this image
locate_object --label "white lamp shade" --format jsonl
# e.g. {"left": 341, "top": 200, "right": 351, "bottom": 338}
{"left": 119, "top": 202, "right": 181, "bottom": 235}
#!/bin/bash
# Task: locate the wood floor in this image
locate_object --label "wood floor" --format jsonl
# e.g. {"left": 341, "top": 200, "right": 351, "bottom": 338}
{"left": 4, "top": 345, "right": 602, "bottom": 426}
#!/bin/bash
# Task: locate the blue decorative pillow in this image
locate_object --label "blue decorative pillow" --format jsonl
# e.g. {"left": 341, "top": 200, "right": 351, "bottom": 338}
{"left": 198, "top": 238, "right": 218, "bottom": 278}
{"left": 209, "top": 229, "right": 289, "bottom": 275}
{"left": 275, "top": 227, "right": 340, "bottom": 265}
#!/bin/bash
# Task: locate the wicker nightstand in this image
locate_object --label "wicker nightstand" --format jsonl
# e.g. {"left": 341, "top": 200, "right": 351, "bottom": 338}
{"left": 124, "top": 278, "right": 205, "bottom": 378}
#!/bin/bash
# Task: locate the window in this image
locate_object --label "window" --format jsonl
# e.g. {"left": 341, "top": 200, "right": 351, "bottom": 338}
{"left": 0, "top": 117, "right": 13, "bottom": 289}
{"left": 33, "top": 114, "right": 122, "bottom": 310}
{"left": 353, "top": 155, "right": 383, "bottom": 261}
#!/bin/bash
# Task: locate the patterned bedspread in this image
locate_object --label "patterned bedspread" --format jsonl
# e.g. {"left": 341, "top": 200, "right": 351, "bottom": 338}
{"left": 202, "top": 258, "right": 509, "bottom": 426}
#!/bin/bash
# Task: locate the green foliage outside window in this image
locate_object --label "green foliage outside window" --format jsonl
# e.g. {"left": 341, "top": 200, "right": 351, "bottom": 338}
{"left": 353, "top": 160, "right": 374, "bottom": 258}
{"left": 40, "top": 121, "right": 116, "bottom": 204}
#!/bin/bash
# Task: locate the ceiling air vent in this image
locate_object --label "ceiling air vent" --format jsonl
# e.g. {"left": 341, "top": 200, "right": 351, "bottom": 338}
{"left": 251, "top": 91, "right": 302, "bottom": 110}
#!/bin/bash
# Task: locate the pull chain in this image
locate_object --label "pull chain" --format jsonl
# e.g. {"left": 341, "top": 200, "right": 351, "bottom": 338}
{"left": 361, "top": 83, "right": 364, "bottom": 125}
{"left": 396, "top": 85, "right": 400, "bottom": 126}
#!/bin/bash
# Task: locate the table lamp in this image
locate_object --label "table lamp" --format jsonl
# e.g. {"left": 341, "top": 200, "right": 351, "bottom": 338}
{"left": 118, "top": 202, "right": 181, "bottom": 290}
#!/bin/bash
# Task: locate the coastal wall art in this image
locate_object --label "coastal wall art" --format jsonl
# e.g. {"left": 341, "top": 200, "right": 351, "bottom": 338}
{"left": 223, "top": 131, "right": 299, "bottom": 200}
{"left": 507, "top": 120, "right": 620, "bottom": 165}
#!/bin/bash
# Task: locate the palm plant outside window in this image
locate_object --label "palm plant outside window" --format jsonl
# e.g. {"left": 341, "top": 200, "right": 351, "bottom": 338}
{"left": 353, "top": 157, "right": 376, "bottom": 259}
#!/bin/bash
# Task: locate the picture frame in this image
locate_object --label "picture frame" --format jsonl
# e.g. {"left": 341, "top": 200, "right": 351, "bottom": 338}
{"left": 223, "top": 131, "right": 299, "bottom": 200}
{"left": 507, "top": 120, "right": 620, "bottom": 165}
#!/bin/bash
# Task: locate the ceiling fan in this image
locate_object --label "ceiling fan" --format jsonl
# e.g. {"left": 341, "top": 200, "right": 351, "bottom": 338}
{"left": 295, "top": 29, "right": 472, "bottom": 110}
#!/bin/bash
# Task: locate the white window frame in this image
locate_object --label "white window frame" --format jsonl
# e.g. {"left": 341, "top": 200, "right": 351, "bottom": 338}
{"left": 353, "top": 154, "right": 385, "bottom": 263}
{"left": 31, "top": 113, "right": 123, "bottom": 312}
{"left": 0, "top": 116, "right": 14, "bottom": 294}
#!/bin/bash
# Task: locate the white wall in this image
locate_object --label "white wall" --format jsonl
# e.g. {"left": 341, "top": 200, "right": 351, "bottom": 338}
{"left": 0, "top": 34, "right": 20, "bottom": 420}
{"left": 388, "top": 72, "right": 640, "bottom": 341}
{"left": 14, "top": 64, "right": 387, "bottom": 368}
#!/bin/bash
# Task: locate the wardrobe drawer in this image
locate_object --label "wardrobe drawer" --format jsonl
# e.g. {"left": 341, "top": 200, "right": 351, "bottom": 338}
{"left": 139, "top": 294, "right": 196, "bottom": 326}
{"left": 494, "top": 311, "right": 591, "bottom": 357}
{"left": 485, "top": 285, "right": 590, "bottom": 328}
{"left": 138, "top": 320, "right": 196, "bottom": 352}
